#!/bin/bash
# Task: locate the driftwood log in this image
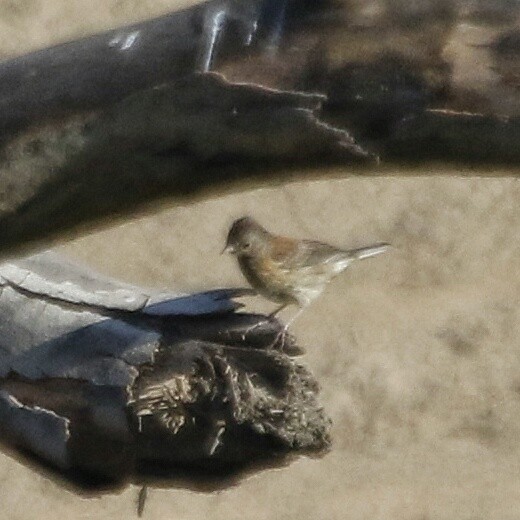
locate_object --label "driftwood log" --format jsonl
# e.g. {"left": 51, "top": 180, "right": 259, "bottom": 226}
{"left": 0, "top": 252, "right": 330, "bottom": 485}
{"left": 0, "top": 0, "right": 518, "bottom": 259}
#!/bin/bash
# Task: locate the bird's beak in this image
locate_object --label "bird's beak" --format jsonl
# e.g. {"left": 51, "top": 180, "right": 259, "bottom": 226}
{"left": 221, "top": 244, "right": 235, "bottom": 254}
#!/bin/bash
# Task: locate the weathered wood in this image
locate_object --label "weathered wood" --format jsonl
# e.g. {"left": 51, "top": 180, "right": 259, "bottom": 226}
{"left": 0, "top": 72, "right": 372, "bottom": 259}
{"left": 0, "top": 0, "right": 292, "bottom": 140}
{"left": 0, "top": 0, "right": 518, "bottom": 258}
{"left": 0, "top": 252, "right": 329, "bottom": 484}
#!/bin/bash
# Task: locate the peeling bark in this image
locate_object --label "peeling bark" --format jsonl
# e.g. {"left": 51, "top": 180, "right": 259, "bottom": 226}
{"left": 0, "top": 1, "right": 516, "bottom": 258}
{"left": 0, "top": 72, "right": 372, "bottom": 259}
{"left": 0, "top": 253, "right": 330, "bottom": 484}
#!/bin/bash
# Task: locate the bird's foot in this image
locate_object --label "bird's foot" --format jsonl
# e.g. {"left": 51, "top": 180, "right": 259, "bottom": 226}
{"left": 273, "top": 329, "right": 287, "bottom": 352}
{"left": 240, "top": 317, "right": 273, "bottom": 341}
{"left": 269, "top": 326, "right": 290, "bottom": 352}
{"left": 237, "top": 312, "right": 302, "bottom": 355}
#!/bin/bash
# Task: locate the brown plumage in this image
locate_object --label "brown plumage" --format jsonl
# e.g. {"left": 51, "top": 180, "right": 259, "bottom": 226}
{"left": 223, "top": 217, "right": 390, "bottom": 325}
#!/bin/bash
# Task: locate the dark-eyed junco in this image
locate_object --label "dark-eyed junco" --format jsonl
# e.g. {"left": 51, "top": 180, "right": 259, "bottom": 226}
{"left": 223, "top": 216, "right": 389, "bottom": 333}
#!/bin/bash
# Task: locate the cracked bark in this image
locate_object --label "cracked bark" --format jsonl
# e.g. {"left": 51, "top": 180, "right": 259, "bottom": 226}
{"left": 0, "top": 252, "right": 330, "bottom": 486}
{"left": 0, "top": 1, "right": 517, "bottom": 259}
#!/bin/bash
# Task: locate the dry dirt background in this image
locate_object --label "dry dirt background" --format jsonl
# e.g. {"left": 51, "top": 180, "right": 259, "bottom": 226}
{"left": 1, "top": 1, "right": 520, "bottom": 519}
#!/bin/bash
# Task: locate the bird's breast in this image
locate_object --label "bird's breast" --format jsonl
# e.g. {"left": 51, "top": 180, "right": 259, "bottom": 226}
{"left": 238, "top": 254, "right": 296, "bottom": 304}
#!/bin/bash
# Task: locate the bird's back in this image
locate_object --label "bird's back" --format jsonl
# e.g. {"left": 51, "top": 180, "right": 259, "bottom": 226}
{"left": 273, "top": 238, "right": 385, "bottom": 274}
{"left": 272, "top": 239, "right": 390, "bottom": 304}
{"left": 235, "top": 227, "right": 389, "bottom": 308}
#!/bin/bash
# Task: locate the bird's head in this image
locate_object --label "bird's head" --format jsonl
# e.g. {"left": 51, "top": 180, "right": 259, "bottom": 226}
{"left": 223, "top": 216, "right": 269, "bottom": 257}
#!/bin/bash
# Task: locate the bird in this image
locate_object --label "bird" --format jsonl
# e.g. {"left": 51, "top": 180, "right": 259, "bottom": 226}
{"left": 223, "top": 216, "right": 390, "bottom": 341}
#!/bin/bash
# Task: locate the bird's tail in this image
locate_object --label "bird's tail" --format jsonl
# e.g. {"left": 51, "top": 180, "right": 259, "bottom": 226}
{"left": 349, "top": 243, "right": 390, "bottom": 260}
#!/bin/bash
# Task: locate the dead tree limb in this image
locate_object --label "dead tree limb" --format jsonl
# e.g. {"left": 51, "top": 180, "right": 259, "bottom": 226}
{"left": 0, "top": 0, "right": 518, "bottom": 252}
{"left": 0, "top": 252, "right": 330, "bottom": 484}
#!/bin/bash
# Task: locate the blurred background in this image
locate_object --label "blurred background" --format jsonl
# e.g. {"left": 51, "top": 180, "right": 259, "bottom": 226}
{"left": 1, "top": 1, "right": 520, "bottom": 519}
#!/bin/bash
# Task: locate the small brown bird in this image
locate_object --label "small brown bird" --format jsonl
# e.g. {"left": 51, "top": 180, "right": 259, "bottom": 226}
{"left": 223, "top": 216, "right": 389, "bottom": 332}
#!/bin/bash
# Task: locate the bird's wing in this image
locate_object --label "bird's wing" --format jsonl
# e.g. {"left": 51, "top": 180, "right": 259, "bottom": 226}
{"left": 273, "top": 239, "right": 349, "bottom": 271}
{"left": 273, "top": 239, "right": 390, "bottom": 272}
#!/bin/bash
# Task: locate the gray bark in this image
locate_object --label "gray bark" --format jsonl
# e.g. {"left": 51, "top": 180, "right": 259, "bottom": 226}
{"left": 0, "top": 252, "right": 330, "bottom": 484}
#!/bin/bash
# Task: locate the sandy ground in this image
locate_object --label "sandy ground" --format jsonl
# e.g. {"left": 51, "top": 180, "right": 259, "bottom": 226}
{"left": 1, "top": 1, "right": 520, "bottom": 520}
{"left": 4, "top": 174, "right": 515, "bottom": 520}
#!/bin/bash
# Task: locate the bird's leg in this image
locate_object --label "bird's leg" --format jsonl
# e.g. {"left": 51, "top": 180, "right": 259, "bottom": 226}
{"left": 272, "top": 306, "right": 305, "bottom": 352}
{"left": 241, "top": 303, "right": 288, "bottom": 341}
{"left": 240, "top": 312, "right": 276, "bottom": 340}
{"left": 284, "top": 306, "right": 304, "bottom": 329}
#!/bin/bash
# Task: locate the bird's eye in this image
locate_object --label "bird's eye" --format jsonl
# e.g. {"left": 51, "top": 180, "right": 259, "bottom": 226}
{"left": 242, "top": 242, "right": 251, "bottom": 250}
